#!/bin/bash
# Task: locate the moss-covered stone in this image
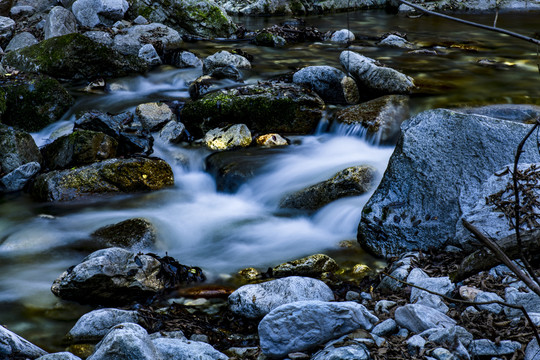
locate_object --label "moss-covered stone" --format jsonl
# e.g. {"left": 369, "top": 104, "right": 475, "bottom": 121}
{"left": 272, "top": 254, "right": 340, "bottom": 278}
{"left": 30, "top": 157, "right": 174, "bottom": 201}
{"left": 127, "top": 0, "right": 236, "bottom": 38}
{"left": 91, "top": 218, "right": 158, "bottom": 249}
{"left": 0, "top": 73, "right": 73, "bottom": 131}
{"left": 41, "top": 130, "right": 118, "bottom": 170}
{"left": 0, "top": 125, "right": 42, "bottom": 174}
{"left": 181, "top": 82, "right": 325, "bottom": 138}
{"left": 2, "top": 33, "right": 148, "bottom": 81}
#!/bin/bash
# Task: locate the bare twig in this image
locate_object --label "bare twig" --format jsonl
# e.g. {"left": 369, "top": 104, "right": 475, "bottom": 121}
{"left": 383, "top": 271, "right": 540, "bottom": 347}
{"left": 398, "top": 0, "right": 540, "bottom": 46}
{"left": 512, "top": 120, "right": 540, "bottom": 286}
{"left": 462, "top": 219, "right": 540, "bottom": 296}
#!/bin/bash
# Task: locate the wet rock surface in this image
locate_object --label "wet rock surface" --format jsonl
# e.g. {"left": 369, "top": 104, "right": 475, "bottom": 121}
{"left": 0, "top": 325, "right": 48, "bottom": 359}
{"left": 293, "top": 65, "right": 359, "bottom": 104}
{"left": 91, "top": 217, "right": 158, "bottom": 249}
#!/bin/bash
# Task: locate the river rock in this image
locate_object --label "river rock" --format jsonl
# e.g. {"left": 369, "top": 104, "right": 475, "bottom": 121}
{"left": 217, "top": 0, "right": 384, "bottom": 15}
{"left": 72, "top": 0, "right": 129, "bottom": 27}
{"left": 420, "top": 326, "right": 473, "bottom": 348}
{"left": 5, "top": 31, "right": 38, "bottom": 51}
{"left": 0, "top": 16, "right": 14, "bottom": 44}
{"left": 202, "top": 50, "right": 250, "bottom": 74}
{"left": 340, "top": 50, "right": 414, "bottom": 97}
{"left": 152, "top": 338, "right": 228, "bottom": 360}
{"left": 474, "top": 291, "right": 503, "bottom": 314}
{"left": 188, "top": 74, "right": 241, "bottom": 100}
{"left": 330, "top": 29, "right": 354, "bottom": 43}
{"left": 459, "top": 104, "right": 540, "bottom": 123}
{"left": 171, "top": 51, "right": 202, "bottom": 68}
{"left": 293, "top": 65, "right": 359, "bottom": 104}
{"left": 67, "top": 308, "right": 140, "bottom": 342}
{"left": 113, "top": 23, "right": 182, "bottom": 56}
{"left": 505, "top": 287, "right": 540, "bottom": 318}
{"left": 408, "top": 272, "right": 455, "bottom": 304}
{"left": 525, "top": 338, "right": 540, "bottom": 360}
{"left": 280, "top": 165, "right": 376, "bottom": 211}
{"left": 204, "top": 124, "right": 252, "bottom": 151}
{"left": 30, "top": 157, "right": 173, "bottom": 201}
{"left": 399, "top": 0, "right": 540, "bottom": 12}
{"left": 10, "top": 5, "right": 35, "bottom": 18}
{"left": 0, "top": 73, "right": 73, "bottom": 131}
{"left": 394, "top": 304, "right": 456, "bottom": 333}
{"left": 311, "top": 342, "right": 370, "bottom": 360}
{"left": 87, "top": 323, "right": 161, "bottom": 360}
{"left": 251, "top": 31, "right": 286, "bottom": 47}
{"left": 51, "top": 247, "right": 204, "bottom": 305}
{"left": 37, "top": 352, "right": 82, "bottom": 360}
{"left": 0, "top": 125, "right": 42, "bottom": 174}
{"left": 407, "top": 334, "right": 426, "bottom": 356}
{"left": 0, "top": 325, "right": 48, "bottom": 358}
{"left": 205, "top": 146, "right": 288, "bottom": 192}
{"left": 127, "top": 0, "right": 236, "bottom": 38}
{"left": 371, "top": 318, "right": 397, "bottom": 337}
{"left": 41, "top": 130, "right": 118, "bottom": 170}
{"left": 138, "top": 44, "right": 162, "bottom": 66}
{"left": 136, "top": 103, "right": 175, "bottom": 132}
{"left": 74, "top": 110, "right": 153, "bottom": 156}
{"left": 44, "top": 6, "right": 77, "bottom": 39}
{"left": 228, "top": 276, "right": 334, "bottom": 318}
{"left": 0, "top": 161, "right": 41, "bottom": 192}
{"left": 2, "top": 33, "right": 148, "bottom": 81}
{"left": 272, "top": 254, "right": 339, "bottom": 277}
{"left": 333, "top": 95, "right": 409, "bottom": 144}
{"left": 358, "top": 109, "right": 540, "bottom": 258}
{"left": 255, "top": 133, "right": 287, "bottom": 147}
{"left": 91, "top": 217, "right": 158, "bottom": 249}
{"left": 469, "top": 339, "right": 521, "bottom": 357}
{"left": 377, "top": 34, "right": 415, "bottom": 49}
{"left": 182, "top": 82, "right": 325, "bottom": 137}
{"left": 159, "top": 120, "right": 185, "bottom": 143}
{"left": 259, "top": 300, "right": 378, "bottom": 357}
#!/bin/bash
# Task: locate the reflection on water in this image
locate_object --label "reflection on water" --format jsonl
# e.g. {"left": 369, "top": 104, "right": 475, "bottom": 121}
{"left": 1, "top": 8, "right": 540, "bottom": 351}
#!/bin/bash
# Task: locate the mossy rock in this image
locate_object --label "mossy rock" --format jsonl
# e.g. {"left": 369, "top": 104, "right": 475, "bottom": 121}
{"left": 2, "top": 33, "right": 148, "bottom": 81}
{"left": 0, "top": 73, "right": 73, "bottom": 131}
{"left": 91, "top": 217, "right": 158, "bottom": 249}
{"left": 0, "top": 125, "right": 42, "bottom": 174}
{"left": 181, "top": 82, "right": 325, "bottom": 138}
{"left": 41, "top": 130, "right": 118, "bottom": 170}
{"left": 30, "top": 157, "right": 174, "bottom": 201}
{"left": 127, "top": 0, "right": 236, "bottom": 38}
{"left": 272, "top": 254, "right": 339, "bottom": 278}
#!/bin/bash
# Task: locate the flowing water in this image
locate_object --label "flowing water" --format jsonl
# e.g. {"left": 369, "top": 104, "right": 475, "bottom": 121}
{"left": 1, "top": 9, "right": 540, "bottom": 351}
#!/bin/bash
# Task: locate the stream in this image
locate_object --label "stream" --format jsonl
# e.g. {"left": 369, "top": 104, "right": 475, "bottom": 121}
{"left": 1, "top": 8, "right": 540, "bottom": 352}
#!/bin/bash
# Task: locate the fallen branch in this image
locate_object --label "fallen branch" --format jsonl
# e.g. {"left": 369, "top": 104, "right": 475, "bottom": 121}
{"left": 398, "top": 0, "right": 540, "bottom": 46}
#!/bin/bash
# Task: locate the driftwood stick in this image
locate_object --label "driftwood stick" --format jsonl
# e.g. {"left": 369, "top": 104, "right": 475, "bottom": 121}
{"left": 462, "top": 219, "right": 540, "bottom": 296}
{"left": 383, "top": 271, "right": 540, "bottom": 347}
{"left": 398, "top": 0, "right": 540, "bottom": 46}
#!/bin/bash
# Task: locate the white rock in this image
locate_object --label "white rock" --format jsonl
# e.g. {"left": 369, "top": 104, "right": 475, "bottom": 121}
{"left": 203, "top": 50, "right": 251, "bottom": 74}
{"left": 330, "top": 29, "right": 355, "bottom": 43}
{"left": 0, "top": 16, "right": 15, "bottom": 43}
{"left": 258, "top": 300, "right": 378, "bottom": 357}
{"left": 67, "top": 308, "right": 140, "bottom": 342}
{"left": 113, "top": 23, "right": 182, "bottom": 56}
{"left": 87, "top": 323, "right": 162, "bottom": 360}
{"left": 0, "top": 325, "right": 47, "bottom": 359}
{"left": 159, "top": 121, "right": 185, "bottom": 144}
{"left": 293, "top": 65, "right": 359, "bottom": 104}
{"left": 377, "top": 34, "right": 416, "bottom": 49}
{"left": 37, "top": 352, "right": 82, "bottom": 360}
{"left": 44, "top": 6, "right": 78, "bottom": 39}
{"left": 5, "top": 32, "right": 38, "bottom": 52}
{"left": 525, "top": 338, "right": 540, "bottom": 360}
{"left": 72, "top": 0, "right": 129, "bottom": 27}
{"left": 204, "top": 124, "right": 252, "bottom": 151}
{"left": 152, "top": 338, "right": 228, "bottom": 360}
{"left": 505, "top": 287, "right": 540, "bottom": 318}
{"left": 0, "top": 162, "right": 40, "bottom": 193}
{"left": 469, "top": 339, "right": 521, "bottom": 356}
{"left": 407, "top": 334, "right": 426, "bottom": 356}
{"left": 474, "top": 291, "right": 504, "bottom": 314}
{"left": 138, "top": 44, "right": 162, "bottom": 66}
{"left": 228, "top": 276, "right": 334, "bottom": 318}
{"left": 83, "top": 30, "right": 113, "bottom": 46}
{"left": 371, "top": 319, "right": 397, "bottom": 337}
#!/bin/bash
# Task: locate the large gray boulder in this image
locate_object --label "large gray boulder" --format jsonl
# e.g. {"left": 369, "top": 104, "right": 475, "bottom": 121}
{"left": 44, "top": 6, "right": 78, "bottom": 39}
{"left": 30, "top": 157, "right": 174, "bottom": 202}
{"left": 359, "top": 109, "right": 540, "bottom": 258}
{"left": 51, "top": 247, "right": 204, "bottom": 305}
{"left": 67, "top": 308, "right": 140, "bottom": 342}
{"left": 113, "top": 23, "right": 182, "bottom": 56}
{"left": 0, "top": 325, "right": 48, "bottom": 359}
{"left": 292, "top": 65, "right": 359, "bottom": 104}
{"left": 228, "top": 276, "right": 335, "bottom": 318}
{"left": 340, "top": 50, "right": 414, "bottom": 97}
{"left": 0, "top": 125, "right": 42, "bottom": 174}
{"left": 87, "top": 323, "right": 162, "bottom": 360}
{"left": 280, "top": 165, "right": 376, "bottom": 211}
{"left": 127, "top": 0, "right": 236, "bottom": 38}
{"left": 72, "top": 0, "right": 129, "bottom": 27}
{"left": 152, "top": 338, "right": 228, "bottom": 360}
{"left": 259, "top": 300, "right": 378, "bottom": 357}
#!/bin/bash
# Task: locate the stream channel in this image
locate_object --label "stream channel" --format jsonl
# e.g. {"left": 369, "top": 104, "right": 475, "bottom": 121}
{"left": 1, "top": 9, "right": 540, "bottom": 352}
